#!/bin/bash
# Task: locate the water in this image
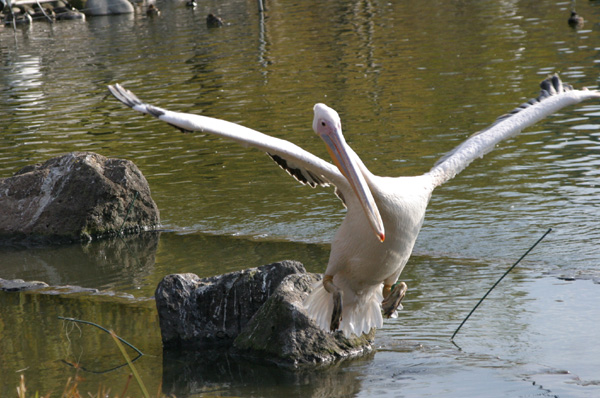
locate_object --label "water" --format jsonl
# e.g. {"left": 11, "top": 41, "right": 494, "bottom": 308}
{"left": 1, "top": 0, "right": 600, "bottom": 396}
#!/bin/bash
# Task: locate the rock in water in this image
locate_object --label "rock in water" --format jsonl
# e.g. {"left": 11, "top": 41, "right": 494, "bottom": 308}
{"left": 155, "top": 260, "right": 306, "bottom": 348}
{"left": 0, "top": 152, "right": 160, "bottom": 243}
{"left": 155, "top": 260, "right": 375, "bottom": 368}
{"left": 233, "top": 272, "right": 375, "bottom": 367}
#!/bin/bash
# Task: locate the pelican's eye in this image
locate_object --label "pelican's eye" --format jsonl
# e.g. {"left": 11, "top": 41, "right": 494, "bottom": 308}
{"left": 321, "top": 121, "right": 326, "bottom": 126}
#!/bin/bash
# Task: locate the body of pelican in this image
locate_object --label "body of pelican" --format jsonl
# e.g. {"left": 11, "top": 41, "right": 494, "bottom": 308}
{"left": 108, "top": 75, "right": 600, "bottom": 338}
{"left": 305, "top": 174, "right": 432, "bottom": 334}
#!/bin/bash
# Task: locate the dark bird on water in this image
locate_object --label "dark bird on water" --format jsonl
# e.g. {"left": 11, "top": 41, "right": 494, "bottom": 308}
{"left": 206, "top": 13, "right": 223, "bottom": 27}
{"left": 568, "top": 11, "right": 584, "bottom": 28}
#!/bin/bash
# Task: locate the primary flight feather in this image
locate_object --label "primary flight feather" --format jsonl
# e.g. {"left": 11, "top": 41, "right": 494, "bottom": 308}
{"left": 108, "top": 74, "right": 600, "bottom": 337}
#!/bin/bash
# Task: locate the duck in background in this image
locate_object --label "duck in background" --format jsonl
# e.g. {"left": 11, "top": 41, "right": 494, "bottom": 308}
{"left": 206, "top": 13, "right": 223, "bottom": 27}
{"left": 146, "top": 3, "right": 160, "bottom": 16}
{"left": 568, "top": 10, "right": 584, "bottom": 28}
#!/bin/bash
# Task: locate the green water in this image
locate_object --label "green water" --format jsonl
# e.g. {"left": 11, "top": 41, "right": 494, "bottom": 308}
{"left": 2, "top": 0, "right": 600, "bottom": 396}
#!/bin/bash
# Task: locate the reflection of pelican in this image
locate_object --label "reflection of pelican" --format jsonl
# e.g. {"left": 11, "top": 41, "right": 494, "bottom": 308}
{"left": 109, "top": 75, "right": 600, "bottom": 337}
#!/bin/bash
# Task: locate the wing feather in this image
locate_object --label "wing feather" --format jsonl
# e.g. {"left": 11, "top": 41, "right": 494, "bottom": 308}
{"left": 427, "top": 74, "right": 600, "bottom": 187}
{"left": 108, "top": 84, "right": 350, "bottom": 200}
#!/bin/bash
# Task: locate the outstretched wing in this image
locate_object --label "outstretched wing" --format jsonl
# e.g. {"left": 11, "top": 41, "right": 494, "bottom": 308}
{"left": 108, "top": 84, "right": 350, "bottom": 199}
{"left": 427, "top": 74, "right": 600, "bottom": 187}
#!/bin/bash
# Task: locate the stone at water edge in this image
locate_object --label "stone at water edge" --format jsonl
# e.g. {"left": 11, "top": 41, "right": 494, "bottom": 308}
{"left": 154, "top": 260, "right": 306, "bottom": 348}
{"left": 233, "top": 272, "right": 375, "bottom": 367}
{"left": 0, "top": 152, "right": 160, "bottom": 243}
{"left": 155, "top": 260, "right": 376, "bottom": 368}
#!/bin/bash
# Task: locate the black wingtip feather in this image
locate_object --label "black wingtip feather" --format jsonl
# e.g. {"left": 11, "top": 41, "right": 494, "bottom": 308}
{"left": 494, "top": 74, "right": 572, "bottom": 125}
{"left": 108, "top": 83, "right": 144, "bottom": 109}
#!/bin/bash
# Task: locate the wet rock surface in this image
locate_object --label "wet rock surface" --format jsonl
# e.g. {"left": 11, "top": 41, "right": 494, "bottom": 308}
{"left": 155, "top": 260, "right": 375, "bottom": 368}
{"left": 0, "top": 152, "right": 160, "bottom": 244}
{"left": 233, "top": 272, "right": 375, "bottom": 367}
{"left": 155, "top": 260, "right": 306, "bottom": 348}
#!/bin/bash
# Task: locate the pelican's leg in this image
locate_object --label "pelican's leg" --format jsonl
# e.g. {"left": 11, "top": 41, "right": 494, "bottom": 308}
{"left": 323, "top": 274, "right": 343, "bottom": 331}
{"left": 381, "top": 281, "right": 407, "bottom": 318}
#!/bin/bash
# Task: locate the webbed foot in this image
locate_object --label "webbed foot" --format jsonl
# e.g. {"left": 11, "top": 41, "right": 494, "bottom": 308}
{"left": 382, "top": 281, "right": 407, "bottom": 318}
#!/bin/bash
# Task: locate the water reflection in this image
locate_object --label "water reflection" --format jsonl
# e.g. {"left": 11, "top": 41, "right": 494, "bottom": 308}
{"left": 162, "top": 349, "right": 371, "bottom": 397}
{"left": 0, "top": 232, "right": 160, "bottom": 292}
{"left": 2, "top": 54, "right": 44, "bottom": 114}
{"left": 0, "top": 289, "right": 161, "bottom": 397}
{"left": 0, "top": 230, "right": 599, "bottom": 397}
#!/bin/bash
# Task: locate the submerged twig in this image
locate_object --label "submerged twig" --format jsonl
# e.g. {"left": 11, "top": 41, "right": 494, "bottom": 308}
{"left": 450, "top": 228, "right": 552, "bottom": 342}
{"left": 58, "top": 316, "right": 143, "bottom": 374}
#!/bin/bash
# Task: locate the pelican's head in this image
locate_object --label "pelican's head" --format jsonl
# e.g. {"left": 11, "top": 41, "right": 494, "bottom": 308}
{"left": 312, "top": 103, "right": 385, "bottom": 242}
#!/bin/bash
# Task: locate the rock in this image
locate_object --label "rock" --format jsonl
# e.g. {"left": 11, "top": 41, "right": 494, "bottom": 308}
{"left": 0, "top": 278, "right": 49, "bottom": 292}
{"left": 0, "top": 152, "right": 160, "bottom": 244}
{"left": 233, "top": 273, "right": 375, "bottom": 367}
{"left": 0, "top": 276, "right": 144, "bottom": 299}
{"left": 84, "top": 0, "right": 133, "bottom": 16}
{"left": 155, "top": 260, "right": 375, "bottom": 368}
{"left": 155, "top": 260, "right": 305, "bottom": 348}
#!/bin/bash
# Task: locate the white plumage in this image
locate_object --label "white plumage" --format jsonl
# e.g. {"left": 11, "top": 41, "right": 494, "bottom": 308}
{"left": 109, "top": 74, "right": 600, "bottom": 337}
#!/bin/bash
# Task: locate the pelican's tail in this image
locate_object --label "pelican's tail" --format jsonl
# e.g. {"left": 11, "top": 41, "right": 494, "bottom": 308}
{"left": 303, "top": 278, "right": 383, "bottom": 338}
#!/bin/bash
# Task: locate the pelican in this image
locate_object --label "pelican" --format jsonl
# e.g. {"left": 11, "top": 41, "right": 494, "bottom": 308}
{"left": 108, "top": 75, "right": 600, "bottom": 337}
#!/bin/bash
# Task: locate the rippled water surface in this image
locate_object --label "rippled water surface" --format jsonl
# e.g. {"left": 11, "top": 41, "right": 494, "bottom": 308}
{"left": 2, "top": 0, "right": 600, "bottom": 396}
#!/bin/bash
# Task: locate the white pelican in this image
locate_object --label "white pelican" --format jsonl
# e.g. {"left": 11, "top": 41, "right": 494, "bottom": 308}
{"left": 108, "top": 75, "right": 600, "bottom": 337}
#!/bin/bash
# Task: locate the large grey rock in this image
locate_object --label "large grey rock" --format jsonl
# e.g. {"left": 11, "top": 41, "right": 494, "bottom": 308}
{"left": 155, "top": 260, "right": 375, "bottom": 368}
{"left": 155, "top": 260, "right": 305, "bottom": 348}
{"left": 0, "top": 152, "right": 160, "bottom": 244}
{"left": 85, "top": 0, "right": 133, "bottom": 16}
{"left": 233, "top": 272, "right": 375, "bottom": 367}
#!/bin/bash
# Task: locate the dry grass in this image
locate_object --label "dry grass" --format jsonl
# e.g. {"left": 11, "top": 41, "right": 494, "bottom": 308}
{"left": 16, "top": 373, "right": 165, "bottom": 398}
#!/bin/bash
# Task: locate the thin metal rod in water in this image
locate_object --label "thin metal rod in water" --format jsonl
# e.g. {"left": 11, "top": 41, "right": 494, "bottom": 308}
{"left": 450, "top": 227, "right": 552, "bottom": 342}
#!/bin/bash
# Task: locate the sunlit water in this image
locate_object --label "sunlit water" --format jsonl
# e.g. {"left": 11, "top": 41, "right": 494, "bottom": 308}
{"left": 1, "top": 0, "right": 600, "bottom": 396}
